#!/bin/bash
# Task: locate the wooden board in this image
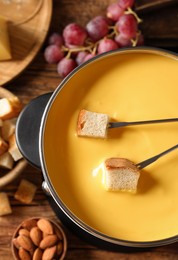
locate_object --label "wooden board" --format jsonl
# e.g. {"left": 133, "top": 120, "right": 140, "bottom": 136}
{"left": 0, "top": 0, "right": 52, "bottom": 86}
{"left": 0, "top": 87, "right": 28, "bottom": 188}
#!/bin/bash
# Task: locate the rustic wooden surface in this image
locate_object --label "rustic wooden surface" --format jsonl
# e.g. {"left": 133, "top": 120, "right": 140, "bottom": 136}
{"left": 0, "top": 0, "right": 178, "bottom": 259}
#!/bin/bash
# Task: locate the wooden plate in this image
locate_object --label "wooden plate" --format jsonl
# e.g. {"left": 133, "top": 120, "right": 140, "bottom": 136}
{"left": 0, "top": 0, "right": 52, "bottom": 86}
{"left": 0, "top": 87, "right": 28, "bottom": 188}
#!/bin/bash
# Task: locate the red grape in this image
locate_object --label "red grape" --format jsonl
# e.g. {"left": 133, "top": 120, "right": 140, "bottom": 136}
{"left": 76, "top": 51, "right": 89, "bottom": 65}
{"left": 118, "top": 0, "right": 134, "bottom": 9}
{"left": 86, "top": 16, "right": 109, "bottom": 41}
{"left": 44, "top": 0, "right": 143, "bottom": 78}
{"left": 57, "top": 57, "right": 77, "bottom": 78}
{"left": 106, "top": 3, "right": 124, "bottom": 21}
{"left": 115, "top": 33, "right": 131, "bottom": 47}
{"left": 44, "top": 44, "right": 64, "bottom": 64}
{"left": 83, "top": 53, "right": 96, "bottom": 62}
{"left": 116, "top": 14, "right": 138, "bottom": 39}
{"left": 97, "top": 38, "right": 119, "bottom": 54}
{"left": 63, "top": 23, "right": 87, "bottom": 47}
{"left": 48, "top": 33, "right": 63, "bottom": 46}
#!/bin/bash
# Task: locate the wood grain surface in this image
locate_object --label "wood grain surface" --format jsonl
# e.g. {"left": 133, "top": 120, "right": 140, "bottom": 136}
{"left": 0, "top": 0, "right": 178, "bottom": 259}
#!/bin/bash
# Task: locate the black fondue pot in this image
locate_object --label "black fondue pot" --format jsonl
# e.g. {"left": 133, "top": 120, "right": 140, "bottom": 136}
{"left": 16, "top": 47, "right": 178, "bottom": 250}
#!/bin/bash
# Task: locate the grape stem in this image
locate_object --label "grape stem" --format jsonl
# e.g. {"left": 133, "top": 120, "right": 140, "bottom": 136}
{"left": 62, "top": 44, "right": 94, "bottom": 58}
{"left": 131, "top": 32, "right": 140, "bottom": 46}
{"left": 62, "top": 45, "right": 93, "bottom": 53}
{"left": 108, "top": 27, "right": 118, "bottom": 37}
{"left": 125, "top": 8, "right": 142, "bottom": 23}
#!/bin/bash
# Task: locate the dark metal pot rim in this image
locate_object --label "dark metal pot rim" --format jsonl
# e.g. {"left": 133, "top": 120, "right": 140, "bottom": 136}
{"left": 39, "top": 46, "right": 178, "bottom": 248}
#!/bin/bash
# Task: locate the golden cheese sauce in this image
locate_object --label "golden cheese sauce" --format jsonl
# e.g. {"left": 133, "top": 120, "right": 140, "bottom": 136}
{"left": 43, "top": 50, "right": 178, "bottom": 242}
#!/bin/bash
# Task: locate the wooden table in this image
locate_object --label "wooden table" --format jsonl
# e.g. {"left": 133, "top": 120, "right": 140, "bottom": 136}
{"left": 1, "top": 0, "right": 178, "bottom": 259}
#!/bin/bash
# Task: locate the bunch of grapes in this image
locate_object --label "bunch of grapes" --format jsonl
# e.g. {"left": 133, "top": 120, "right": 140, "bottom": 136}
{"left": 44, "top": 0, "right": 144, "bottom": 78}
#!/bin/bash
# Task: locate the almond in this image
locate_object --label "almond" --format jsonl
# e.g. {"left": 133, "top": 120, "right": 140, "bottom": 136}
{"left": 56, "top": 241, "right": 63, "bottom": 256}
{"left": 32, "top": 248, "right": 43, "bottom": 260}
{"left": 22, "top": 219, "right": 37, "bottom": 231}
{"left": 12, "top": 238, "right": 20, "bottom": 249}
{"left": 29, "top": 248, "right": 35, "bottom": 257}
{"left": 42, "top": 231, "right": 49, "bottom": 238}
{"left": 30, "top": 226, "right": 42, "bottom": 246}
{"left": 37, "top": 218, "right": 53, "bottom": 235}
{"left": 17, "top": 234, "right": 34, "bottom": 252}
{"left": 54, "top": 226, "right": 63, "bottom": 240}
{"left": 40, "top": 234, "right": 58, "bottom": 249}
{"left": 42, "top": 245, "right": 57, "bottom": 260}
{"left": 19, "top": 228, "right": 30, "bottom": 237}
{"left": 18, "top": 247, "right": 31, "bottom": 260}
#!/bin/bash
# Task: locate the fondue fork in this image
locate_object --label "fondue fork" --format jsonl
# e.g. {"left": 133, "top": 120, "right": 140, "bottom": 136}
{"left": 136, "top": 144, "right": 178, "bottom": 170}
{"left": 108, "top": 118, "right": 178, "bottom": 129}
{"left": 77, "top": 110, "right": 178, "bottom": 139}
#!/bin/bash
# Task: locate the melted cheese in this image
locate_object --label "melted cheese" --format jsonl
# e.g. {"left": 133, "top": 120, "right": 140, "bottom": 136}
{"left": 43, "top": 50, "right": 178, "bottom": 242}
{"left": 0, "top": 16, "right": 11, "bottom": 61}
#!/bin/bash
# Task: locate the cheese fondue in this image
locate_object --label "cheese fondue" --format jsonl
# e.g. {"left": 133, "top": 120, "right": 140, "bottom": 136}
{"left": 43, "top": 50, "right": 178, "bottom": 242}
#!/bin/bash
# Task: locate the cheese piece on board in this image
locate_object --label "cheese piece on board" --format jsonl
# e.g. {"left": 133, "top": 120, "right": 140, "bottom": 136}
{"left": 0, "top": 16, "right": 11, "bottom": 61}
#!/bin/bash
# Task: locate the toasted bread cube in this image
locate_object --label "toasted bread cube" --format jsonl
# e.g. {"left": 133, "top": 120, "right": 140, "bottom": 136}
{"left": 0, "top": 152, "right": 14, "bottom": 169}
{"left": 0, "top": 137, "right": 8, "bottom": 156}
{"left": 14, "top": 179, "right": 37, "bottom": 204}
{"left": 1, "top": 118, "right": 16, "bottom": 141}
{"left": 0, "top": 97, "right": 22, "bottom": 120}
{"left": 0, "top": 192, "right": 12, "bottom": 216}
{"left": 104, "top": 158, "right": 140, "bottom": 192}
{"left": 8, "top": 133, "right": 22, "bottom": 161}
{"left": 77, "top": 109, "right": 109, "bottom": 138}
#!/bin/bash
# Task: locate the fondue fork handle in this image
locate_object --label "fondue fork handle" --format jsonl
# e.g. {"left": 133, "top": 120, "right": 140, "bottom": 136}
{"left": 136, "top": 144, "right": 178, "bottom": 170}
{"left": 108, "top": 118, "right": 178, "bottom": 129}
{"left": 135, "top": 0, "right": 178, "bottom": 14}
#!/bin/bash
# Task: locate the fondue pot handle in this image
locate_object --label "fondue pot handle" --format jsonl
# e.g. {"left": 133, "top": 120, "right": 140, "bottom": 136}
{"left": 16, "top": 92, "right": 52, "bottom": 169}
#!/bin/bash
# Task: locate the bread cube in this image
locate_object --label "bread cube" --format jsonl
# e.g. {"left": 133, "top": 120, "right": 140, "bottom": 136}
{"left": 1, "top": 118, "right": 16, "bottom": 141}
{"left": 104, "top": 158, "right": 140, "bottom": 192}
{"left": 8, "top": 133, "right": 23, "bottom": 161}
{"left": 0, "top": 192, "right": 12, "bottom": 216}
{"left": 0, "top": 137, "right": 8, "bottom": 156}
{"left": 0, "top": 152, "right": 14, "bottom": 169}
{"left": 77, "top": 109, "right": 109, "bottom": 138}
{"left": 0, "top": 97, "right": 22, "bottom": 120}
{"left": 14, "top": 179, "right": 37, "bottom": 204}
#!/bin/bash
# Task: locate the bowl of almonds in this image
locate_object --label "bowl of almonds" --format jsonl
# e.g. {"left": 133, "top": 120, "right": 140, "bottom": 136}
{"left": 11, "top": 217, "right": 67, "bottom": 260}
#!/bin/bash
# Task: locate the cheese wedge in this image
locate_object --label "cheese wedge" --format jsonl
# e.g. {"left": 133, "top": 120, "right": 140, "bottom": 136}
{"left": 0, "top": 16, "right": 11, "bottom": 61}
